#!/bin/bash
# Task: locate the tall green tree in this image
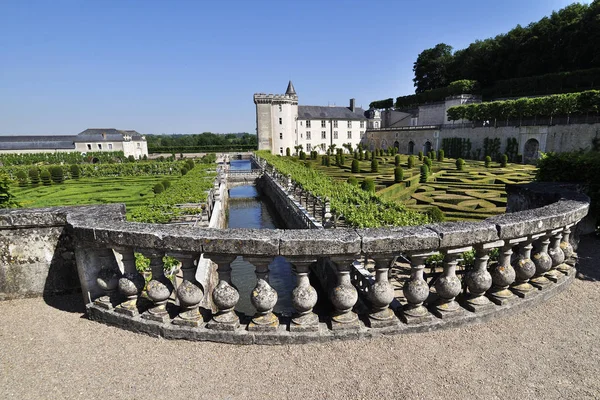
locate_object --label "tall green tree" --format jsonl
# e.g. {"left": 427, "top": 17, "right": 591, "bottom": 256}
{"left": 413, "top": 43, "right": 454, "bottom": 93}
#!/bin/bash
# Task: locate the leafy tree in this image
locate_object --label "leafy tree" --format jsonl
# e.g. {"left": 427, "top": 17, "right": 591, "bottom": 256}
{"left": 413, "top": 43, "right": 454, "bottom": 93}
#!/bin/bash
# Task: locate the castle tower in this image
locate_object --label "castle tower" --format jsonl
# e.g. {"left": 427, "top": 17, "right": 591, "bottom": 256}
{"left": 254, "top": 81, "right": 298, "bottom": 154}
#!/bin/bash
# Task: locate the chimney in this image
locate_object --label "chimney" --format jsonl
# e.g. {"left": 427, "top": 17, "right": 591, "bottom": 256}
{"left": 350, "top": 98, "right": 356, "bottom": 113}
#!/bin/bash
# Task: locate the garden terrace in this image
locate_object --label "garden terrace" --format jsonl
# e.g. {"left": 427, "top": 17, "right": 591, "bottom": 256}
{"left": 0, "top": 181, "right": 589, "bottom": 344}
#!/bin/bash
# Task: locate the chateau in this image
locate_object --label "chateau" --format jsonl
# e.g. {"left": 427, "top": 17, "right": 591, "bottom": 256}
{"left": 254, "top": 81, "right": 380, "bottom": 155}
{"left": 0, "top": 129, "right": 149, "bottom": 159}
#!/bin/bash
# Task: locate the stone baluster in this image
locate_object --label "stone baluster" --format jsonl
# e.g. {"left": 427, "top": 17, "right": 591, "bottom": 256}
{"left": 286, "top": 175, "right": 292, "bottom": 193}
{"left": 489, "top": 242, "right": 516, "bottom": 305}
{"left": 402, "top": 252, "right": 435, "bottom": 323}
{"left": 112, "top": 246, "right": 136, "bottom": 274}
{"left": 559, "top": 225, "right": 575, "bottom": 272}
{"left": 290, "top": 258, "right": 319, "bottom": 332}
{"left": 115, "top": 270, "right": 145, "bottom": 317}
{"left": 329, "top": 257, "right": 359, "bottom": 329}
{"left": 246, "top": 257, "right": 279, "bottom": 331}
{"left": 434, "top": 248, "right": 468, "bottom": 318}
{"left": 95, "top": 266, "right": 121, "bottom": 310}
{"left": 510, "top": 237, "right": 537, "bottom": 298}
{"left": 465, "top": 242, "right": 500, "bottom": 312}
{"left": 368, "top": 255, "right": 397, "bottom": 327}
{"left": 530, "top": 232, "right": 553, "bottom": 289}
{"left": 206, "top": 255, "right": 240, "bottom": 330}
{"left": 312, "top": 196, "right": 318, "bottom": 216}
{"left": 172, "top": 252, "right": 204, "bottom": 327}
{"left": 546, "top": 228, "right": 566, "bottom": 283}
{"left": 140, "top": 249, "right": 173, "bottom": 322}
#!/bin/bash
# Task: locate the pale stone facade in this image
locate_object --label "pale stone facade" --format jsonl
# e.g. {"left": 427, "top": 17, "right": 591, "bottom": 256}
{"left": 254, "top": 81, "right": 374, "bottom": 155}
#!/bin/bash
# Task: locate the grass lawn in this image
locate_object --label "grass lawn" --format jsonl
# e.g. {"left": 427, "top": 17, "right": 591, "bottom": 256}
{"left": 11, "top": 175, "right": 172, "bottom": 211}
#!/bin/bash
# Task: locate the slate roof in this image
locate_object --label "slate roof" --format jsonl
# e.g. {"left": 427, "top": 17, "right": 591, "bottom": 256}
{"left": 0, "top": 136, "right": 76, "bottom": 151}
{"left": 285, "top": 80, "right": 296, "bottom": 95}
{"left": 297, "top": 106, "right": 367, "bottom": 120}
{"left": 75, "top": 129, "right": 145, "bottom": 142}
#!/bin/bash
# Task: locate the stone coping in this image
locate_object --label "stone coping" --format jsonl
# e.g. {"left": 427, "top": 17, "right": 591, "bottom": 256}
{"left": 86, "top": 270, "right": 575, "bottom": 345}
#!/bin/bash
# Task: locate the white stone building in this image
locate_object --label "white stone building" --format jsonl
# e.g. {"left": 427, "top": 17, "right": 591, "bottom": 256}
{"left": 0, "top": 129, "right": 149, "bottom": 159}
{"left": 254, "top": 81, "right": 377, "bottom": 155}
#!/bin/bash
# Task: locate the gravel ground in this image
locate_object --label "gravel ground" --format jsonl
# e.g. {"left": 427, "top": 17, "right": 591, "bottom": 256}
{"left": 1, "top": 235, "right": 599, "bottom": 400}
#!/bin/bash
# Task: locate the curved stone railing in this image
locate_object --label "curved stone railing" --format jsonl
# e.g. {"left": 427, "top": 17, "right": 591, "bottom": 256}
{"left": 46, "top": 181, "right": 585, "bottom": 344}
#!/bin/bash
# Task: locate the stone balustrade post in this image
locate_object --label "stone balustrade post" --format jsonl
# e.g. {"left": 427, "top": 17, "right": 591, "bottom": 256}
{"left": 172, "top": 252, "right": 204, "bottom": 327}
{"left": 546, "top": 228, "right": 566, "bottom": 283}
{"left": 402, "top": 251, "right": 435, "bottom": 323}
{"left": 465, "top": 241, "right": 500, "bottom": 312}
{"left": 289, "top": 258, "right": 319, "bottom": 332}
{"left": 434, "top": 247, "right": 469, "bottom": 319}
{"left": 139, "top": 249, "right": 173, "bottom": 322}
{"left": 511, "top": 237, "right": 536, "bottom": 298}
{"left": 206, "top": 255, "right": 240, "bottom": 330}
{"left": 115, "top": 270, "right": 145, "bottom": 317}
{"left": 559, "top": 225, "right": 575, "bottom": 271}
{"left": 246, "top": 257, "right": 279, "bottom": 331}
{"left": 94, "top": 265, "right": 121, "bottom": 310}
{"left": 329, "top": 257, "right": 360, "bottom": 329}
{"left": 368, "top": 255, "right": 397, "bottom": 327}
{"left": 112, "top": 246, "right": 136, "bottom": 275}
{"left": 530, "top": 232, "right": 553, "bottom": 289}
{"left": 489, "top": 242, "right": 516, "bottom": 305}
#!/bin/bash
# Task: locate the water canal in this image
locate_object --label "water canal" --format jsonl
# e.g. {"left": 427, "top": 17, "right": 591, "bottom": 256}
{"left": 226, "top": 160, "right": 296, "bottom": 316}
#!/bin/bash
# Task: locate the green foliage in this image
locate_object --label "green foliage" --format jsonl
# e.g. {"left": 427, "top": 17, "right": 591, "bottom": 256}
{"left": 153, "top": 182, "right": 165, "bottom": 194}
{"left": 351, "top": 159, "right": 359, "bottom": 173}
{"left": 428, "top": 206, "right": 445, "bottom": 222}
{"left": 69, "top": 164, "right": 81, "bottom": 179}
{"left": 347, "top": 176, "right": 358, "bottom": 185}
{"left": 161, "top": 179, "right": 171, "bottom": 189}
{"left": 483, "top": 138, "right": 502, "bottom": 160}
{"left": 442, "top": 137, "right": 472, "bottom": 159}
{"left": 15, "top": 170, "right": 27, "bottom": 186}
{"left": 456, "top": 158, "right": 465, "bottom": 170}
{"left": 370, "top": 157, "right": 379, "bottom": 173}
{"left": 485, "top": 156, "right": 492, "bottom": 168}
{"left": 0, "top": 173, "right": 18, "bottom": 208}
{"left": 394, "top": 154, "right": 401, "bottom": 166}
{"left": 437, "top": 149, "right": 445, "bottom": 161}
{"left": 365, "top": 150, "right": 371, "bottom": 161}
{"left": 146, "top": 132, "right": 257, "bottom": 153}
{"left": 256, "top": 151, "right": 431, "bottom": 228}
{"left": 185, "top": 159, "right": 195, "bottom": 170}
{"left": 419, "top": 165, "right": 430, "bottom": 183}
{"left": 394, "top": 79, "right": 479, "bottom": 108}
{"left": 358, "top": 150, "right": 364, "bottom": 161}
{"left": 49, "top": 166, "right": 64, "bottom": 184}
{"left": 407, "top": 156, "right": 415, "bottom": 168}
{"left": 181, "top": 167, "right": 189, "bottom": 176}
{"left": 361, "top": 178, "right": 375, "bottom": 192}
{"left": 0, "top": 151, "right": 126, "bottom": 166}
{"left": 299, "top": 151, "right": 306, "bottom": 161}
{"left": 325, "top": 155, "right": 331, "bottom": 167}
{"left": 394, "top": 166, "right": 404, "bottom": 183}
{"left": 369, "top": 98, "right": 394, "bottom": 109}
{"left": 286, "top": 147, "right": 291, "bottom": 157}
{"left": 28, "top": 168, "right": 40, "bottom": 186}
{"left": 40, "top": 170, "right": 52, "bottom": 186}
{"left": 505, "top": 138, "right": 519, "bottom": 162}
{"left": 412, "top": 43, "right": 455, "bottom": 94}
{"left": 423, "top": 156, "right": 432, "bottom": 169}
{"left": 418, "top": 151, "right": 423, "bottom": 161}
{"left": 500, "top": 154, "right": 508, "bottom": 167}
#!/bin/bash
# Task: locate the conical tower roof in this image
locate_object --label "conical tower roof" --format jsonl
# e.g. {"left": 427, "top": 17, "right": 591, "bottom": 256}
{"left": 285, "top": 80, "right": 296, "bottom": 95}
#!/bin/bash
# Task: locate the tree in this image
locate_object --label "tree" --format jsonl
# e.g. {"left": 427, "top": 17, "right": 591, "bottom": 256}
{"left": 0, "top": 173, "right": 18, "bottom": 208}
{"left": 294, "top": 145, "right": 303, "bottom": 156}
{"left": 285, "top": 147, "right": 291, "bottom": 157}
{"left": 413, "top": 43, "right": 454, "bottom": 93}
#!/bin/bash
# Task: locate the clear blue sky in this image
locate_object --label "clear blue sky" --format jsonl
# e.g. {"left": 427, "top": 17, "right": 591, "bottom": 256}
{"left": 0, "top": 0, "right": 588, "bottom": 135}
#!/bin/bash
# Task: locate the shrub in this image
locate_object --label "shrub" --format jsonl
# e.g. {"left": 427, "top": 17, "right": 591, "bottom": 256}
{"left": 358, "top": 150, "right": 364, "bottom": 161}
{"left": 186, "top": 159, "right": 195, "bottom": 170}
{"left": 371, "top": 158, "right": 379, "bottom": 172}
{"left": 40, "top": 170, "right": 52, "bottom": 186}
{"left": 305, "top": 162, "right": 312, "bottom": 169}
{"left": 407, "top": 155, "right": 415, "bottom": 168}
{"left": 423, "top": 156, "right": 432, "bottom": 169}
{"left": 325, "top": 156, "right": 331, "bottom": 167}
{"left": 485, "top": 156, "right": 492, "bottom": 168}
{"left": 420, "top": 165, "right": 429, "bottom": 183}
{"left": 143, "top": 155, "right": 148, "bottom": 161}
{"left": 500, "top": 154, "right": 508, "bottom": 167}
{"left": 418, "top": 151, "right": 423, "bottom": 161}
{"left": 394, "top": 166, "right": 404, "bottom": 183}
{"left": 181, "top": 167, "right": 189, "bottom": 176}
{"left": 69, "top": 164, "right": 81, "bottom": 179}
{"left": 339, "top": 154, "right": 345, "bottom": 167}
{"left": 351, "top": 159, "right": 359, "bottom": 173}
{"left": 428, "top": 206, "right": 445, "bottom": 222}
{"left": 161, "top": 179, "right": 171, "bottom": 189}
{"left": 286, "top": 147, "right": 291, "bottom": 157}
{"left": 437, "top": 150, "right": 444, "bottom": 162}
{"left": 395, "top": 154, "right": 401, "bottom": 166}
{"left": 365, "top": 150, "right": 371, "bottom": 161}
{"left": 299, "top": 151, "right": 306, "bottom": 161}
{"left": 0, "top": 173, "right": 18, "bottom": 208}
{"left": 347, "top": 176, "right": 358, "bottom": 185}
{"left": 153, "top": 182, "right": 165, "bottom": 194}
{"left": 28, "top": 168, "right": 40, "bottom": 186}
{"left": 16, "top": 170, "right": 28, "bottom": 186}
{"left": 431, "top": 150, "right": 437, "bottom": 160}
{"left": 361, "top": 178, "right": 375, "bottom": 192}
{"left": 49, "top": 166, "right": 64, "bottom": 184}
{"left": 128, "top": 155, "right": 135, "bottom": 162}
{"left": 456, "top": 158, "right": 465, "bottom": 170}
{"left": 353, "top": 150, "right": 358, "bottom": 159}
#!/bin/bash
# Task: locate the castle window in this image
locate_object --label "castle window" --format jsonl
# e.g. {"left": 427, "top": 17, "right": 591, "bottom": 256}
{"left": 333, "top": 121, "right": 338, "bottom": 128}
{"left": 360, "top": 121, "right": 365, "bottom": 128}
{"left": 279, "top": 118, "right": 282, "bottom": 125}
{"left": 98, "top": 144, "right": 102, "bottom": 150}
{"left": 306, "top": 143, "right": 311, "bottom": 152}
{"left": 306, "top": 120, "right": 311, "bottom": 128}
{"left": 108, "top": 143, "right": 113, "bottom": 150}
{"left": 333, "top": 131, "right": 338, "bottom": 139}
{"left": 347, "top": 131, "right": 352, "bottom": 139}
{"left": 321, "top": 120, "right": 326, "bottom": 128}
{"left": 137, "top": 143, "right": 141, "bottom": 148}
{"left": 321, "top": 131, "right": 326, "bottom": 139}
{"left": 279, "top": 147, "right": 283, "bottom": 155}
{"left": 86, "top": 144, "right": 92, "bottom": 150}
{"left": 395, "top": 132, "right": 399, "bottom": 138}
{"left": 347, "top": 121, "right": 352, "bottom": 128}
{"left": 306, "top": 131, "right": 311, "bottom": 140}
{"left": 279, "top": 132, "right": 283, "bottom": 140}
{"left": 278, "top": 105, "right": 282, "bottom": 112}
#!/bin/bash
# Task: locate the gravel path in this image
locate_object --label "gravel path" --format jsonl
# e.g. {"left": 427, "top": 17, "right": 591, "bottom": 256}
{"left": 1, "top": 235, "right": 599, "bottom": 400}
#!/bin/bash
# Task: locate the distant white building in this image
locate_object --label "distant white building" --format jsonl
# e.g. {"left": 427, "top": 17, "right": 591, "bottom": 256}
{"left": 254, "top": 81, "right": 380, "bottom": 155}
{"left": 0, "top": 129, "right": 149, "bottom": 159}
